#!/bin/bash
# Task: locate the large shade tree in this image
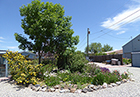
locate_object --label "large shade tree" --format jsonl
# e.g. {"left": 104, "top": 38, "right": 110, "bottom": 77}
{"left": 85, "top": 42, "right": 113, "bottom": 54}
{"left": 15, "top": 0, "right": 79, "bottom": 65}
{"left": 102, "top": 44, "right": 113, "bottom": 52}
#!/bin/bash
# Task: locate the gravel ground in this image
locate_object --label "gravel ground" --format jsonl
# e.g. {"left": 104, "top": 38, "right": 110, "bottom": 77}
{"left": 0, "top": 65, "right": 140, "bottom": 97}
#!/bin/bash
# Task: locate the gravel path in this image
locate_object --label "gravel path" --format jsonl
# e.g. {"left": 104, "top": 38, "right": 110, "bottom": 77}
{"left": 0, "top": 66, "right": 140, "bottom": 97}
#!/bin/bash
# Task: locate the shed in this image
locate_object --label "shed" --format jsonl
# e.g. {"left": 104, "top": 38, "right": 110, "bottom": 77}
{"left": 122, "top": 34, "right": 140, "bottom": 66}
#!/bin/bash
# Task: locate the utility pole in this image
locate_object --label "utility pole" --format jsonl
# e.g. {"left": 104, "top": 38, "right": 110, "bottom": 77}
{"left": 87, "top": 28, "right": 90, "bottom": 57}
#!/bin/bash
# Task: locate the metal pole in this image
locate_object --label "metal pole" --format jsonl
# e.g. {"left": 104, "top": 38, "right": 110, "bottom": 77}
{"left": 87, "top": 28, "right": 90, "bottom": 57}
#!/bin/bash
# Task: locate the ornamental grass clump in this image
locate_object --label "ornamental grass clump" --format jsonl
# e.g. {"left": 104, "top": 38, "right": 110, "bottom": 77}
{"left": 3, "top": 51, "right": 43, "bottom": 86}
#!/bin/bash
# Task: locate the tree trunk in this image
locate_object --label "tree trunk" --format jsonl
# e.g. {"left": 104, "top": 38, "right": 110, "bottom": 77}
{"left": 38, "top": 51, "right": 41, "bottom": 64}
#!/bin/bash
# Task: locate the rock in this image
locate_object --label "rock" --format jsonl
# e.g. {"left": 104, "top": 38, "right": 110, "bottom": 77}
{"left": 116, "top": 81, "right": 121, "bottom": 85}
{"left": 122, "top": 79, "right": 127, "bottom": 83}
{"left": 102, "top": 83, "right": 107, "bottom": 88}
{"left": 64, "top": 89, "right": 70, "bottom": 93}
{"left": 41, "top": 85, "right": 47, "bottom": 89}
{"left": 88, "top": 85, "right": 94, "bottom": 89}
{"left": 35, "top": 86, "right": 41, "bottom": 92}
{"left": 111, "top": 83, "right": 117, "bottom": 87}
{"left": 55, "top": 89, "right": 60, "bottom": 93}
{"left": 75, "top": 89, "right": 82, "bottom": 93}
{"left": 41, "top": 88, "right": 47, "bottom": 92}
{"left": 28, "top": 84, "right": 33, "bottom": 89}
{"left": 50, "top": 88, "right": 55, "bottom": 92}
{"left": 54, "top": 85, "right": 60, "bottom": 89}
{"left": 47, "top": 89, "right": 51, "bottom": 92}
{"left": 35, "top": 84, "right": 40, "bottom": 87}
{"left": 108, "top": 85, "right": 112, "bottom": 88}
{"left": 85, "top": 88, "right": 93, "bottom": 92}
{"left": 59, "top": 89, "right": 70, "bottom": 93}
{"left": 96, "top": 85, "right": 102, "bottom": 90}
{"left": 93, "top": 86, "right": 97, "bottom": 90}
{"left": 9, "top": 80, "right": 15, "bottom": 84}
{"left": 131, "top": 78, "right": 135, "bottom": 82}
{"left": 31, "top": 86, "right": 36, "bottom": 91}
{"left": 70, "top": 88, "right": 76, "bottom": 93}
{"left": 59, "top": 89, "right": 65, "bottom": 93}
{"left": 73, "top": 84, "right": 77, "bottom": 88}
{"left": 82, "top": 89, "right": 87, "bottom": 93}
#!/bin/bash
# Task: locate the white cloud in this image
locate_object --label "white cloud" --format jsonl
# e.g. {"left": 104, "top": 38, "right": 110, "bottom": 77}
{"left": 101, "top": 1, "right": 140, "bottom": 30}
{"left": 7, "top": 46, "right": 18, "bottom": 49}
{"left": 0, "top": 37, "right": 4, "bottom": 39}
{"left": 116, "top": 31, "right": 125, "bottom": 35}
{"left": 0, "top": 40, "right": 4, "bottom": 42}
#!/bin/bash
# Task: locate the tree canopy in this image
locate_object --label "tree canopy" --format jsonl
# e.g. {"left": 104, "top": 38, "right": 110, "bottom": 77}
{"left": 85, "top": 42, "right": 113, "bottom": 54}
{"left": 15, "top": 0, "right": 79, "bottom": 64}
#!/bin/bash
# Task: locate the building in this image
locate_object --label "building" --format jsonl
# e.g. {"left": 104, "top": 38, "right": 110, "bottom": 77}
{"left": 122, "top": 34, "right": 140, "bottom": 66}
{"left": 0, "top": 50, "right": 8, "bottom": 77}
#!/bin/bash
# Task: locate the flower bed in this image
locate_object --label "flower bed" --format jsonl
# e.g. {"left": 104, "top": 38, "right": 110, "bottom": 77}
{"left": 3, "top": 51, "right": 134, "bottom": 93}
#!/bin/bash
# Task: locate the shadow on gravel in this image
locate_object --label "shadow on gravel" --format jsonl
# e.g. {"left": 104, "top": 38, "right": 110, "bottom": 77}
{"left": 13, "top": 85, "right": 25, "bottom": 91}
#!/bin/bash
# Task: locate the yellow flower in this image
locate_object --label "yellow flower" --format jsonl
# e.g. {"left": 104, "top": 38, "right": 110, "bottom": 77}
{"left": 19, "top": 80, "right": 22, "bottom": 83}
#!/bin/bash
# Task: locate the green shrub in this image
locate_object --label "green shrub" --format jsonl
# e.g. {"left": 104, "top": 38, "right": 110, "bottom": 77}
{"left": 45, "top": 76, "right": 60, "bottom": 86}
{"left": 84, "top": 63, "right": 101, "bottom": 76}
{"left": 92, "top": 72, "right": 105, "bottom": 85}
{"left": 123, "top": 58, "right": 131, "bottom": 64}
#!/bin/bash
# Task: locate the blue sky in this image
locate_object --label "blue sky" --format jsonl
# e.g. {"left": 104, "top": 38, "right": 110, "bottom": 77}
{"left": 1, "top": 0, "right": 140, "bottom": 52}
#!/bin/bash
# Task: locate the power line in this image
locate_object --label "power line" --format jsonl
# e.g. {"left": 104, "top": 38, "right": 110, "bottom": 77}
{"left": 90, "top": 14, "right": 140, "bottom": 41}
{"left": 77, "top": 0, "right": 131, "bottom": 47}
{"left": 90, "top": 8, "right": 140, "bottom": 35}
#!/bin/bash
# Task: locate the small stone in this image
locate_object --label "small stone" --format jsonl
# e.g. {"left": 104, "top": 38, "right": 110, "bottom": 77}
{"left": 82, "top": 89, "right": 87, "bottom": 93}
{"left": 55, "top": 89, "right": 60, "bottom": 93}
{"left": 41, "top": 88, "right": 47, "bottom": 92}
{"left": 59, "top": 89, "right": 65, "bottom": 93}
{"left": 102, "top": 83, "right": 107, "bottom": 88}
{"left": 35, "top": 87, "right": 41, "bottom": 92}
{"left": 108, "top": 85, "right": 112, "bottom": 88}
{"left": 88, "top": 85, "right": 94, "bottom": 89}
{"left": 47, "top": 89, "right": 51, "bottom": 92}
{"left": 75, "top": 89, "right": 82, "bottom": 93}
{"left": 111, "top": 83, "right": 117, "bottom": 87}
{"left": 85, "top": 88, "right": 93, "bottom": 92}
{"left": 50, "top": 88, "right": 55, "bottom": 92}
{"left": 131, "top": 78, "right": 135, "bottom": 82}
{"left": 74, "top": 84, "right": 77, "bottom": 88}
{"left": 70, "top": 88, "right": 76, "bottom": 93}
{"left": 28, "top": 84, "right": 33, "bottom": 89}
{"left": 54, "top": 85, "right": 60, "bottom": 89}
{"left": 31, "top": 86, "right": 36, "bottom": 91}
{"left": 64, "top": 89, "right": 70, "bottom": 93}
{"left": 35, "top": 84, "right": 40, "bottom": 87}
{"left": 41, "top": 85, "right": 47, "bottom": 89}
{"left": 97, "top": 85, "right": 102, "bottom": 89}
{"left": 93, "top": 86, "right": 97, "bottom": 90}
{"left": 116, "top": 81, "right": 121, "bottom": 85}
{"left": 122, "top": 79, "right": 127, "bottom": 83}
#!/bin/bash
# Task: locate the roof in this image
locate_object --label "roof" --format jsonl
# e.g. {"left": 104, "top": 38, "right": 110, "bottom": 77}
{"left": 104, "top": 49, "right": 123, "bottom": 54}
{"left": 122, "top": 34, "right": 140, "bottom": 48}
{"left": 0, "top": 50, "right": 7, "bottom": 54}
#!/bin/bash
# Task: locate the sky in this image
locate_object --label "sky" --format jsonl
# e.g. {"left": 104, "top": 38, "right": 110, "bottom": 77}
{"left": 1, "top": 0, "right": 140, "bottom": 52}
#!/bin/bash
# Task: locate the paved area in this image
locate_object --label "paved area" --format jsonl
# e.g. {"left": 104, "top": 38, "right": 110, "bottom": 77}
{"left": 93, "top": 62, "right": 131, "bottom": 68}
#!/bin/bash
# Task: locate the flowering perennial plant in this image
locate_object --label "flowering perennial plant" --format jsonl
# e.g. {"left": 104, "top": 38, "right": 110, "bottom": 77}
{"left": 3, "top": 51, "right": 43, "bottom": 86}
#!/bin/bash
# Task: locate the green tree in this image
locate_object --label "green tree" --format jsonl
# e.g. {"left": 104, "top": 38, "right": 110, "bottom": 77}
{"left": 102, "top": 44, "right": 113, "bottom": 52}
{"left": 85, "top": 42, "right": 102, "bottom": 54}
{"left": 15, "top": 0, "right": 79, "bottom": 64}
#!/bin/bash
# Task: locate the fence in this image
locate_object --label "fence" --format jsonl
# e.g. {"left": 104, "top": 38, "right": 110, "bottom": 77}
{"left": 89, "top": 54, "right": 123, "bottom": 65}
